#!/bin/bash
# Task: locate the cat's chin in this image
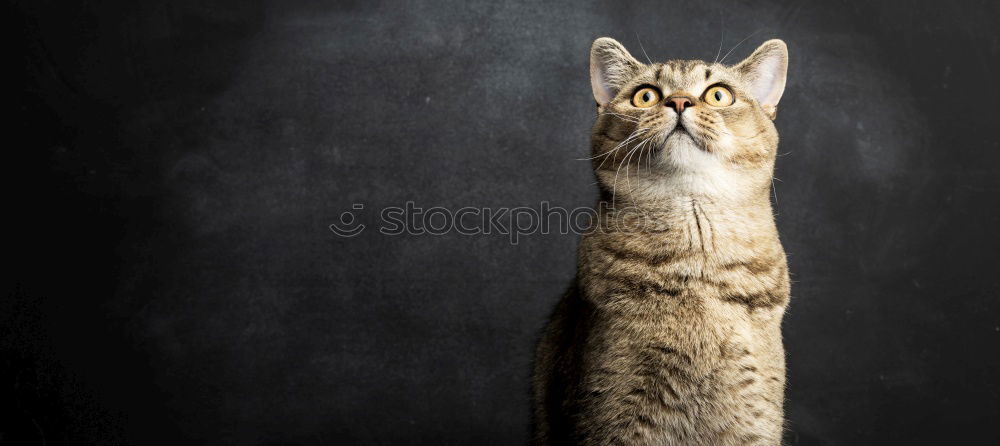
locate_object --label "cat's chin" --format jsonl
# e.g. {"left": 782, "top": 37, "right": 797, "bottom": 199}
{"left": 661, "top": 131, "right": 720, "bottom": 172}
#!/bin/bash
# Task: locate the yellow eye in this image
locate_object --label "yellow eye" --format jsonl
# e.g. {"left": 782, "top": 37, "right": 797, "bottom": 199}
{"left": 703, "top": 85, "right": 734, "bottom": 106}
{"left": 632, "top": 87, "right": 661, "bottom": 108}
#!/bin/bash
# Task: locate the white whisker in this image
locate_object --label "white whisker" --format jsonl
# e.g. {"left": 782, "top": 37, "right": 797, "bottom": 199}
{"left": 713, "top": 17, "right": 725, "bottom": 63}
{"left": 600, "top": 111, "right": 640, "bottom": 123}
{"left": 576, "top": 127, "right": 647, "bottom": 161}
{"left": 635, "top": 32, "right": 653, "bottom": 65}
{"left": 719, "top": 28, "right": 763, "bottom": 64}
{"left": 595, "top": 128, "right": 649, "bottom": 171}
{"left": 612, "top": 138, "right": 645, "bottom": 208}
{"left": 621, "top": 133, "right": 658, "bottom": 207}
{"left": 771, "top": 177, "right": 778, "bottom": 205}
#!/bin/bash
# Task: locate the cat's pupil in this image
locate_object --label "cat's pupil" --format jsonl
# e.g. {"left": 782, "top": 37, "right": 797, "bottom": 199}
{"left": 715, "top": 91, "right": 724, "bottom": 101}
{"left": 643, "top": 92, "right": 653, "bottom": 102}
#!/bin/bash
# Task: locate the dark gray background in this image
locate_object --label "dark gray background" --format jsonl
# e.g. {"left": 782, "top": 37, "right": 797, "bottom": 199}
{"left": 6, "top": 0, "right": 999, "bottom": 444}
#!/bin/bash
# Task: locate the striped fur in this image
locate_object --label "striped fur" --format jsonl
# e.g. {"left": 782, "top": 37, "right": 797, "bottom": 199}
{"left": 532, "top": 38, "right": 791, "bottom": 445}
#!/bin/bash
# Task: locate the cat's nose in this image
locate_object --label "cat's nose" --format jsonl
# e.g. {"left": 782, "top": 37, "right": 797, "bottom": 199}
{"left": 665, "top": 95, "right": 694, "bottom": 113}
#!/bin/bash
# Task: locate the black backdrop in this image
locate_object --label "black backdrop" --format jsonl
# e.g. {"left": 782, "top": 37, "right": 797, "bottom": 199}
{"left": 6, "top": 0, "right": 1000, "bottom": 444}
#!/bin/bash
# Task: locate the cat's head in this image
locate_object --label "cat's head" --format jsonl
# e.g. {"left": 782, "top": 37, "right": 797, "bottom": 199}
{"left": 589, "top": 37, "right": 788, "bottom": 205}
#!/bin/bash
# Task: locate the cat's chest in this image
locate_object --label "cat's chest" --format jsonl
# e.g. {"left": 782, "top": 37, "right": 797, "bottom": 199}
{"left": 584, "top": 281, "right": 785, "bottom": 377}
{"left": 583, "top": 297, "right": 780, "bottom": 410}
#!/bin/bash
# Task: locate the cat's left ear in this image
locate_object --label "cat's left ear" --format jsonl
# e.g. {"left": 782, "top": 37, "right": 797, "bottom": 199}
{"left": 735, "top": 39, "right": 788, "bottom": 120}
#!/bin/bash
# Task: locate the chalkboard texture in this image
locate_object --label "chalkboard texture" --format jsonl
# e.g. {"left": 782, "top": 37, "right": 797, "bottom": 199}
{"left": 6, "top": 0, "right": 999, "bottom": 444}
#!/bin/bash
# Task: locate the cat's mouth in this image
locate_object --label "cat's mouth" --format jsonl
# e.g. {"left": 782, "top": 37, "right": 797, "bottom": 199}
{"left": 665, "top": 124, "right": 690, "bottom": 140}
{"left": 665, "top": 119, "right": 689, "bottom": 138}
{"left": 660, "top": 125, "right": 705, "bottom": 155}
{"left": 663, "top": 120, "right": 709, "bottom": 152}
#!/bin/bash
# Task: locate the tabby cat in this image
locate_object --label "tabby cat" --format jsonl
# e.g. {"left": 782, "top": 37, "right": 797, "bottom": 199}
{"left": 531, "top": 37, "right": 791, "bottom": 445}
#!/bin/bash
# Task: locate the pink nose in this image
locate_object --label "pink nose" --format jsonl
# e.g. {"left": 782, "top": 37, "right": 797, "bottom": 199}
{"left": 666, "top": 95, "right": 693, "bottom": 113}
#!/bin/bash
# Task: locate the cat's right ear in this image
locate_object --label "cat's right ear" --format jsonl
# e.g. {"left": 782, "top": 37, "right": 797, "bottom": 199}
{"left": 590, "top": 37, "right": 642, "bottom": 108}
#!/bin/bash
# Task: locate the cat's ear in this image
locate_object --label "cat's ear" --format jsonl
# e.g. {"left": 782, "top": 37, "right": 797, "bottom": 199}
{"left": 734, "top": 39, "right": 788, "bottom": 120}
{"left": 590, "top": 37, "right": 642, "bottom": 108}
